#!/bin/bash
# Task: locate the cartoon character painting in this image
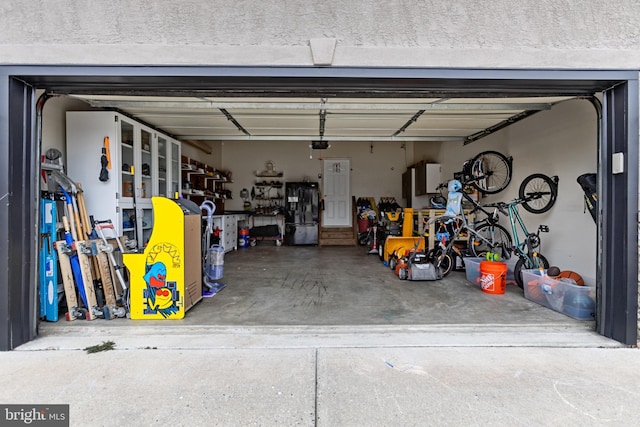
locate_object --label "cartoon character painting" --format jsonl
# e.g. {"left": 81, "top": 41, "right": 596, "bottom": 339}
{"left": 141, "top": 244, "right": 181, "bottom": 318}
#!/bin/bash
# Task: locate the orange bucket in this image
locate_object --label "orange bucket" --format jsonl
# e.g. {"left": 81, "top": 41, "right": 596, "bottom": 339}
{"left": 479, "top": 261, "right": 507, "bottom": 294}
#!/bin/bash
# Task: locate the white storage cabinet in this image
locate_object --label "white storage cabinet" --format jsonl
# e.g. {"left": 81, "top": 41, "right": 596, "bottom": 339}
{"left": 66, "top": 111, "right": 181, "bottom": 249}
{"left": 210, "top": 214, "right": 249, "bottom": 253}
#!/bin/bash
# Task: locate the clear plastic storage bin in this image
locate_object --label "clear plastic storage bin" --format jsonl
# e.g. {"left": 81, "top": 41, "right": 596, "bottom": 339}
{"left": 463, "top": 257, "right": 484, "bottom": 286}
{"left": 521, "top": 269, "right": 595, "bottom": 320}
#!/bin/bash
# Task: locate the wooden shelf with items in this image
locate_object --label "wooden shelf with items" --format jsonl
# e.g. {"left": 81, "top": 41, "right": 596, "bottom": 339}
{"left": 253, "top": 180, "right": 284, "bottom": 201}
{"left": 253, "top": 161, "right": 284, "bottom": 211}
{"left": 181, "top": 155, "right": 232, "bottom": 213}
{"left": 414, "top": 208, "right": 476, "bottom": 251}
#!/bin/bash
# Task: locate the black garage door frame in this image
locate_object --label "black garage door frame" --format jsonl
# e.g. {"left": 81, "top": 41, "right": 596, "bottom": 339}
{"left": 0, "top": 66, "right": 637, "bottom": 350}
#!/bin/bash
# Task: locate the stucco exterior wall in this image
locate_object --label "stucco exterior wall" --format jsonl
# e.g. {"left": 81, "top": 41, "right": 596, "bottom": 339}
{"left": 1, "top": 1, "right": 640, "bottom": 68}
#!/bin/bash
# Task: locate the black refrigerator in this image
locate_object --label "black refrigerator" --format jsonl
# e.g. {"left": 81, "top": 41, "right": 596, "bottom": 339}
{"left": 284, "top": 182, "right": 319, "bottom": 245}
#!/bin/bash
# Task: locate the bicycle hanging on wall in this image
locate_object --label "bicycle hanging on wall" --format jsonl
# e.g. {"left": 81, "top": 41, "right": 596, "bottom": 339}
{"left": 457, "top": 150, "right": 513, "bottom": 195}
{"left": 479, "top": 173, "right": 559, "bottom": 288}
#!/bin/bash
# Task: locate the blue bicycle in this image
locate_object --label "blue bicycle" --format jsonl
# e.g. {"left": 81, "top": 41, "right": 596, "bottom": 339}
{"left": 478, "top": 174, "right": 559, "bottom": 288}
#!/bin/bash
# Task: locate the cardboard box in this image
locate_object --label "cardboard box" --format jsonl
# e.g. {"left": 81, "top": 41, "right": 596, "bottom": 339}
{"left": 124, "top": 197, "right": 202, "bottom": 320}
{"left": 183, "top": 214, "right": 203, "bottom": 312}
{"left": 522, "top": 269, "right": 595, "bottom": 320}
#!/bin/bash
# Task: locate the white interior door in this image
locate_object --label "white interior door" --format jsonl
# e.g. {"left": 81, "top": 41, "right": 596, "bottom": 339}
{"left": 322, "top": 159, "right": 351, "bottom": 227}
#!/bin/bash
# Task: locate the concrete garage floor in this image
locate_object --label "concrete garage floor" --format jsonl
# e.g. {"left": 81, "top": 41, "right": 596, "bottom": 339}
{"left": 192, "top": 245, "right": 590, "bottom": 326}
{"left": 36, "top": 244, "right": 618, "bottom": 349}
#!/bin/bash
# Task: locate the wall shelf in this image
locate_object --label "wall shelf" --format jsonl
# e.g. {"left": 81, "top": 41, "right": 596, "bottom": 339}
{"left": 181, "top": 155, "right": 233, "bottom": 212}
{"left": 254, "top": 165, "right": 284, "bottom": 208}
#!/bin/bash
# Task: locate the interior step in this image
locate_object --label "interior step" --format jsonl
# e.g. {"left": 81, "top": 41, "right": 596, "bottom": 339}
{"left": 319, "top": 227, "right": 356, "bottom": 246}
{"left": 319, "top": 237, "right": 356, "bottom": 246}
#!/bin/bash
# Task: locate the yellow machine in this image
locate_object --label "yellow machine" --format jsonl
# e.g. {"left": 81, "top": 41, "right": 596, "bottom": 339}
{"left": 123, "top": 197, "right": 202, "bottom": 319}
{"left": 382, "top": 208, "right": 425, "bottom": 262}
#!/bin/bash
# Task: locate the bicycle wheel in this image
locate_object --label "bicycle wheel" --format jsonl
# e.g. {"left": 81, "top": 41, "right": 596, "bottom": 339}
{"left": 519, "top": 173, "right": 558, "bottom": 214}
{"left": 358, "top": 232, "right": 368, "bottom": 246}
{"left": 378, "top": 239, "right": 385, "bottom": 262}
{"left": 438, "top": 252, "right": 454, "bottom": 277}
{"left": 469, "top": 223, "right": 512, "bottom": 257}
{"left": 427, "top": 247, "right": 453, "bottom": 277}
{"left": 514, "top": 253, "right": 550, "bottom": 289}
{"left": 469, "top": 151, "right": 512, "bottom": 194}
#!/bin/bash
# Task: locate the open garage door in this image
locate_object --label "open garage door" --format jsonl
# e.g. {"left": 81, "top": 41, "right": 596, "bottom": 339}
{"left": 0, "top": 66, "right": 637, "bottom": 349}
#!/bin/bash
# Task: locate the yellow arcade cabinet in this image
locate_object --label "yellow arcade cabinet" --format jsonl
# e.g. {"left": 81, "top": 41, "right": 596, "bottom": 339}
{"left": 123, "top": 197, "right": 202, "bottom": 319}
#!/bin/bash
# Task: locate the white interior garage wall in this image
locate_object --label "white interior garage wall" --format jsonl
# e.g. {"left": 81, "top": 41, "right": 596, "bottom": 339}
{"left": 221, "top": 140, "right": 418, "bottom": 209}
{"left": 433, "top": 99, "right": 598, "bottom": 282}
{"left": 41, "top": 96, "right": 91, "bottom": 162}
{"left": 182, "top": 141, "right": 222, "bottom": 168}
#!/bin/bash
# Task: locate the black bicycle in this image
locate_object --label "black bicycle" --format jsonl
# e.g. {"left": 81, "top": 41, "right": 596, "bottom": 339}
{"left": 430, "top": 150, "right": 513, "bottom": 208}
{"left": 518, "top": 173, "right": 558, "bottom": 214}
{"left": 458, "top": 150, "right": 513, "bottom": 195}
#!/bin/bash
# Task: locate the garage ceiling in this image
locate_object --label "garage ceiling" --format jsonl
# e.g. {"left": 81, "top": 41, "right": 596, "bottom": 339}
{"left": 69, "top": 94, "right": 575, "bottom": 144}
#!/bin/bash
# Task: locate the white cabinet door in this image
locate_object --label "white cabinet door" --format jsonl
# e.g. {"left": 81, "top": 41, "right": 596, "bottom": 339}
{"left": 424, "top": 163, "right": 442, "bottom": 194}
{"left": 156, "top": 135, "right": 168, "bottom": 197}
{"left": 138, "top": 203, "right": 154, "bottom": 247}
{"left": 138, "top": 126, "right": 155, "bottom": 203}
{"left": 169, "top": 139, "right": 181, "bottom": 198}
{"left": 119, "top": 118, "right": 154, "bottom": 248}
